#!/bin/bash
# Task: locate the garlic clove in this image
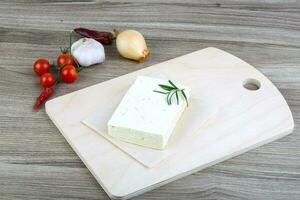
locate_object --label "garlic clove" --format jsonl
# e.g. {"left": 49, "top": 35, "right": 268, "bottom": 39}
{"left": 114, "top": 29, "right": 150, "bottom": 62}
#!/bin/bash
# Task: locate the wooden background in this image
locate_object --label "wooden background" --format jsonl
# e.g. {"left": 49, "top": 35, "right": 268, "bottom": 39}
{"left": 0, "top": 0, "right": 299, "bottom": 199}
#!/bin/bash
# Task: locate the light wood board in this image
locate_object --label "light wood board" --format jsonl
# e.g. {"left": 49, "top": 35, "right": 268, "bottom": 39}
{"left": 45, "top": 47, "right": 294, "bottom": 199}
{"left": 82, "top": 93, "right": 218, "bottom": 168}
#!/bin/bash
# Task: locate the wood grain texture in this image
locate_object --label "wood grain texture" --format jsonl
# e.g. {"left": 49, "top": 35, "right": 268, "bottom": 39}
{"left": 0, "top": 0, "right": 299, "bottom": 199}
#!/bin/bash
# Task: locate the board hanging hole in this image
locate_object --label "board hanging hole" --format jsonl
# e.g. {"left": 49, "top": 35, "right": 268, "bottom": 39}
{"left": 243, "top": 78, "right": 261, "bottom": 91}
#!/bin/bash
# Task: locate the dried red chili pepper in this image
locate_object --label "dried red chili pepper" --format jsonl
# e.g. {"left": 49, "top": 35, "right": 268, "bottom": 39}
{"left": 74, "top": 28, "right": 114, "bottom": 45}
{"left": 33, "top": 87, "right": 54, "bottom": 111}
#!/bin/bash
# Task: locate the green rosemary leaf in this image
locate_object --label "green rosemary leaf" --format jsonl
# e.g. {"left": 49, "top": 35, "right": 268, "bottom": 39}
{"left": 154, "top": 80, "right": 188, "bottom": 106}
{"left": 167, "top": 90, "right": 177, "bottom": 105}
{"left": 168, "top": 80, "right": 178, "bottom": 89}
{"left": 153, "top": 90, "right": 168, "bottom": 94}
{"left": 166, "top": 92, "right": 171, "bottom": 105}
{"left": 158, "top": 84, "right": 175, "bottom": 91}
{"left": 175, "top": 92, "right": 179, "bottom": 105}
{"left": 181, "top": 89, "right": 189, "bottom": 107}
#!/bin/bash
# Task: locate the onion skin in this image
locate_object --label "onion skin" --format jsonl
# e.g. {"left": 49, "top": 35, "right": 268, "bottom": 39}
{"left": 114, "top": 29, "right": 150, "bottom": 62}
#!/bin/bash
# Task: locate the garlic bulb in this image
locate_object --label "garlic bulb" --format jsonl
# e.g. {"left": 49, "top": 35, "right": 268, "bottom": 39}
{"left": 114, "top": 29, "right": 150, "bottom": 62}
{"left": 71, "top": 38, "right": 105, "bottom": 67}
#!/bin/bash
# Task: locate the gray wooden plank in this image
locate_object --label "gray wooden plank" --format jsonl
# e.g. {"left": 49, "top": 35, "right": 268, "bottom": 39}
{"left": 0, "top": 0, "right": 299, "bottom": 199}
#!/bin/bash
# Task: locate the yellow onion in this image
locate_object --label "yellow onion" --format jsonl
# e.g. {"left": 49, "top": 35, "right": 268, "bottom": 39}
{"left": 114, "top": 29, "right": 150, "bottom": 62}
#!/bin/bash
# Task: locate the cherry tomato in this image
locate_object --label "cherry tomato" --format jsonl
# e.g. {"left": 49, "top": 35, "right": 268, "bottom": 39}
{"left": 33, "top": 59, "right": 50, "bottom": 76}
{"left": 60, "top": 65, "right": 78, "bottom": 84}
{"left": 57, "top": 53, "right": 75, "bottom": 67}
{"left": 40, "top": 73, "right": 56, "bottom": 88}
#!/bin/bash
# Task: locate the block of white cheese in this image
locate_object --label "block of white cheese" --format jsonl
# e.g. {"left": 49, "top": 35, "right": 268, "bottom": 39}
{"left": 107, "top": 76, "right": 191, "bottom": 149}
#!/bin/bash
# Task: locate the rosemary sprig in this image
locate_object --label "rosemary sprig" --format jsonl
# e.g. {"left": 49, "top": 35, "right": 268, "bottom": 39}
{"left": 153, "top": 80, "right": 188, "bottom": 106}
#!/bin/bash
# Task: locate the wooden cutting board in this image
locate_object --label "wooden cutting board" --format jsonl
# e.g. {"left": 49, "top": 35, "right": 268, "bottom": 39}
{"left": 46, "top": 47, "right": 294, "bottom": 199}
{"left": 82, "top": 90, "right": 218, "bottom": 168}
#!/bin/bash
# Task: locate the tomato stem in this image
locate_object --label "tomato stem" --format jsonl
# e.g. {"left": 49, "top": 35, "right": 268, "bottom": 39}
{"left": 69, "top": 30, "right": 73, "bottom": 54}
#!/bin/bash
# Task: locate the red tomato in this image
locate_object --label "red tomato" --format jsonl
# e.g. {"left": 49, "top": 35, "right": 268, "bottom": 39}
{"left": 40, "top": 73, "right": 56, "bottom": 88}
{"left": 57, "top": 53, "right": 75, "bottom": 67}
{"left": 33, "top": 59, "right": 50, "bottom": 76}
{"left": 60, "top": 65, "right": 78, "bottom": 84}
